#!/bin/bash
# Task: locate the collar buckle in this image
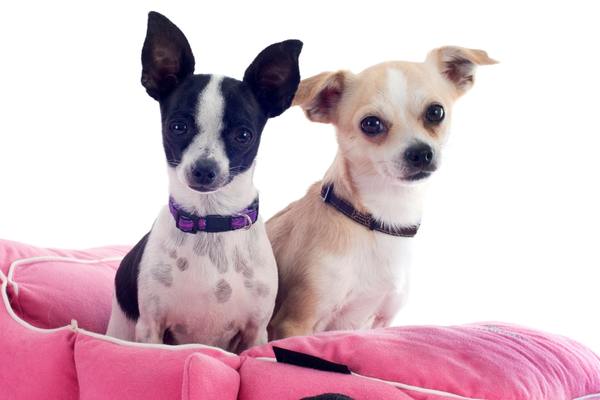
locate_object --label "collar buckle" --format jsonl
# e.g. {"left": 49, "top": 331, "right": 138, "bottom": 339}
{"left": 235, "top": 213, "right": 254, "bottom": 231}
{"left": 321, "top": 183, "right": 333, "bottom": 202}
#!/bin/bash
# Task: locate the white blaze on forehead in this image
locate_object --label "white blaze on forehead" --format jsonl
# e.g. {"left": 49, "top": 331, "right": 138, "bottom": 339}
{"left": 180, "top": 75, "right": 228, "bottom": 173}
{"left": 386, "top": 68, "right": 408, "bottom": 121}
{"left": 197, "top": 75, "right": 225, "bottom": 143}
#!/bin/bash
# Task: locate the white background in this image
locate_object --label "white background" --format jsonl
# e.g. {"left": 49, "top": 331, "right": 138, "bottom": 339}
{"left": 0, "top": 1, "right": 598, "bottom": 353}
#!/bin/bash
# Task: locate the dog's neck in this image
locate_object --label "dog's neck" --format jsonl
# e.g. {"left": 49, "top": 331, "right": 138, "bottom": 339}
{"left": 324, "top": 152, "right": 426, "bottom": 228}
{"left": 167, "top": 164, "right": 258, "bottom": 216}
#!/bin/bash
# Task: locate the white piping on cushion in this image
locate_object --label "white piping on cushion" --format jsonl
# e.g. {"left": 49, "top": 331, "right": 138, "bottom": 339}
{"left": 574, "top": 394, "right": 600, "bottom": 399}
{"left": 1, "top": 255, "right": 235, "bottom": 356}
{"left": 2, "top": 262, "right": 71, "bottom": 334}
{"left": 7, "top": 255, "right": 124, "bottom": 295}
{"left": 80, "top": 327, "right": 235, "bottom": 355}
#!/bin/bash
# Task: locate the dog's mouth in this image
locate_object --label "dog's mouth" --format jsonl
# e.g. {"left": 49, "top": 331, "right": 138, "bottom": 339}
{"left": 382, "top": 160, "right": 437, "bottom": 183}
{"left": 403, "top": 171, "right": 432, "bottom": 181}
{"left": 187, "top": 184, "right": 219, "bottom": 193}
{"left": 187, "top": 176, "right": 232, "bottom": 193}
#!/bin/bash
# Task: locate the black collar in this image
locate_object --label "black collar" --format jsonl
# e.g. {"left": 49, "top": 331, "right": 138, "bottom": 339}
{"left": 320, "top": 183, "right": 419, "bottom": 237}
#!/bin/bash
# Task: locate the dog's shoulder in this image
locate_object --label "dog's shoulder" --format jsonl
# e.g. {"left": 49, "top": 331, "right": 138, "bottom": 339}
{"left": 114, "top": 232, "right": 150, "bottom": 320}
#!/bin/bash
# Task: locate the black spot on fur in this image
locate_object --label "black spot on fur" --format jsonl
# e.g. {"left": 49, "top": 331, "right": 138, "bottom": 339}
{"left": 253, "top": 281, "right": 270, "bottom": 298}
{"left": 215, "top": 279, "right": 232, "bottom": 303}
{"left": 152, "top": 263, "right": 173, "bottom": 286}
{"left": 176, "top": 257, "right": 189, "bottom": 271}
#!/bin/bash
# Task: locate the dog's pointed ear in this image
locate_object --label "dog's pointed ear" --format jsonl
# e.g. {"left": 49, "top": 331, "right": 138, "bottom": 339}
{"left": 427, "top": 46, "right": 497, "bottom": 96}
{"left": 243, "top": 39, "right": 303, "bottom": 118}
{"left": 292, "top": 71, "right": 351, "bottom": 124}
{"left": 141, "top": 12, "right": 195, "bottom": 101}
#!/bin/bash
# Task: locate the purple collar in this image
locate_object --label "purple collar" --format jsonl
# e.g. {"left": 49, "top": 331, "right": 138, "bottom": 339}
{"left": 168, "top": 197, "right": 259, "bottom": 234}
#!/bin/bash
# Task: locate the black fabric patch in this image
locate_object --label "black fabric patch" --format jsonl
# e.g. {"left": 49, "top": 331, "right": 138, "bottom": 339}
{"left": 301, "top": 395, "right": 354, "bottom": 400}
{"left": 114, "top": 232, "right": 150, "bottom": 320}
{"left": 272, "top": 346, "right": 351, "bottom": 375}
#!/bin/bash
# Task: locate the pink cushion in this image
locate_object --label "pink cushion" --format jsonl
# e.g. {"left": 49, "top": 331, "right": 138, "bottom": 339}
{"left": 183, "top": 353, "right": 240, "bottom": 400}
{"left": 2, "top": 238, "right": 600, "bottom": 399}
{"left": 0, "top": 239, "right": 128, "bottom": 275}
{"left": 10, "top": 257, "right": 122, "bottom": 333}
{"left": 1, "top": 238, "right": 128, "bottom": 333}
{"left": 74, "top": 334, "right": 239, "bottom": 400}
{"left": 0, "top": 306, "right": 78, "bottom": 399}
{"left": 237, "top": 357, "right": 412, "bottom": 400}
{"left": 244, "top": 324, "right": 600, "bottom": 399}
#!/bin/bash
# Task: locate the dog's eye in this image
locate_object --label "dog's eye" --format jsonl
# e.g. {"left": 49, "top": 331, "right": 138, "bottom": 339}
{"left": 425, "top": 104, "right": 445, "bottom": 124}
{"left": 234, "top": 128, "right": 253, "bottom": 145}
{"left": 360, "top": 116, "right": 387, "bottom": 136}
{"left": 169, "top": 120, "right": 188, "bottom": 135}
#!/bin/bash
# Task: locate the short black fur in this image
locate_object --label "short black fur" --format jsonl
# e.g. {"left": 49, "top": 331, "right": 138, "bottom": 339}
{"left": 243, "top": 39, "right": 303, "bottom": 118}
{"left": 141, "top": 12, "right": 195, "bottom": 100}
{"left": 159, "top": 75, "right": 211, "bottom": 167}
{"left": 114, "top": 232, "right": 149, "bottom": 320}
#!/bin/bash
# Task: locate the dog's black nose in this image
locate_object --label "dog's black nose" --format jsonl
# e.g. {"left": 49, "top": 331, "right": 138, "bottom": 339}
{"left": 404, "top": 144, "right": 434, "bottom": 169}
{"left": 190, "top": 161, "right": 218, "bottom": 186}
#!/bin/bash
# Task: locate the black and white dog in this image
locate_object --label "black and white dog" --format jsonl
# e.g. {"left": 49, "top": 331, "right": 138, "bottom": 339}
{"left": 106, "top": 12, "right": 302, "bottom": 353}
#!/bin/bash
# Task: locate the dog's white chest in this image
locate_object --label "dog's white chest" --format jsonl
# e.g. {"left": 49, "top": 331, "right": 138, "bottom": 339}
{"left": 137, "top": 207, "right": 277, "bottom": 348}
{"left": 316, "top": 234, "right": 412, "bottom": 331}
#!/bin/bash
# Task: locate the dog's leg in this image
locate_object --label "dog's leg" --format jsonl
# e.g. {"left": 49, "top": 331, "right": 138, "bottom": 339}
{"left": 233, "top": 321, "right": 270, "bottom": 353}
{"left": 270, "top": 317, "right": 317, "bottom": 339}
{"left": 269, "top": 289, "right": 320, "bottom": 340}
{"left": 105, "top": 297, "right": 136, "bottom": 340}
{"left": 134, "top": 317, "right": 164, "bottom": 344}
{"left": 234, "top": 323, "right": 260, "bottom": 353}
{"left": 371, "top": 292, "right": 404, "bottom": 329}
{"left": 255, "top": 328, "right": 268, "bottom": 347}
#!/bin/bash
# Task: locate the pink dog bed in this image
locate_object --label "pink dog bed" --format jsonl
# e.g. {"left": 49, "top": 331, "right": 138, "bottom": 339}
{"left": 2, "top": 238, "right": 600, "bottom": 400}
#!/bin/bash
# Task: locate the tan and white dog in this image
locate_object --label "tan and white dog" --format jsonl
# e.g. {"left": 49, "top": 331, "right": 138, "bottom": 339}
{"left": 267, "top": 46, "right": 496, "bottom": 339}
